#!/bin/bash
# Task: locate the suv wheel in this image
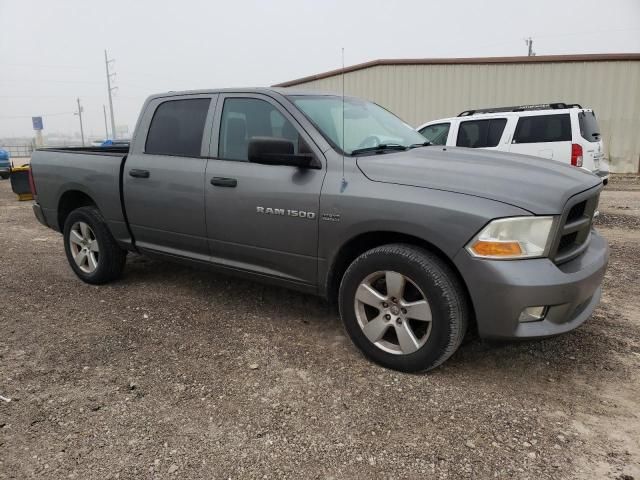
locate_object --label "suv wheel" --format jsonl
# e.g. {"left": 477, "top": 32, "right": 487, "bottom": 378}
{"left": 339, "top": 244, "right": 468, "bottom": 373}
{"left": 63, "top": 206, "right": 126, "bottom": 284}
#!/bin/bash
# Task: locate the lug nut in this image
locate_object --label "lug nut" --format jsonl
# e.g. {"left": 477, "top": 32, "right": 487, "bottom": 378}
{"left": 391, "top": 297, "right": 397, "bottom": 303}
{"left": 401, "top": 308, "right": 407, "bottom": 314}
{"left": 384, "top": 314, "right": 391, "bottom": 320}
{"left": 382, "top": 302, "right": 388, "bottom": 308}
{"left": 396, "top": 318, "right": 403, "bottom": 325}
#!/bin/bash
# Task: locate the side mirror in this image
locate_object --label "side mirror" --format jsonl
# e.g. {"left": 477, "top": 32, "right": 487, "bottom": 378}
{"left": 248, "top": 137, "right": 317, "bottom": 168}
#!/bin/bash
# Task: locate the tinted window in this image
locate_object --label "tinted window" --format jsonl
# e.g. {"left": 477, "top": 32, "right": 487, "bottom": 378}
{"left": 487, "top": 119, "right": 507, "bottom": 147}
{"left": 219, "top": 98, "right": 299, "bottom": 161}
{"left": 456, "top": 118, "right": 506, "bottom": 148}
{"left": 145, "top": 98, "right": 211, "bottom": 156}
{"left": 578, "top": 111, "right": 601, "bottom": 142}
{"left": 419, "top": 123, "right": 450, "bottom": 145}
{"left": 513, "top": 114, "right": 571, "bottom": 144}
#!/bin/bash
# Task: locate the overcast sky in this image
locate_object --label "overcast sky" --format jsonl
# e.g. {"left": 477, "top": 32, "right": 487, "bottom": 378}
{"left": 1, "top": 0, "right": 639, "bottom": 139}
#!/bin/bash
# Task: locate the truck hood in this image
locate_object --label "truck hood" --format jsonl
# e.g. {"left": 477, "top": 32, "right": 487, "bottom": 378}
{"left": 356, "top": 146, "right": 602, "bottom": 214}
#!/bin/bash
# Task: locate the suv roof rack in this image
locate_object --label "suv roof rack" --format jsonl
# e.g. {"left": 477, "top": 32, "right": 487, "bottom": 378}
{"left": 458, "top": 102, "right": 583, "bottom": 117}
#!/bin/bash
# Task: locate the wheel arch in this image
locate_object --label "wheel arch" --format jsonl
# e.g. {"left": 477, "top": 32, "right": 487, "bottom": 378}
{"left": 325, "top": 231, "right": 476, "bottom": 331}
{"left": 57, "top": 189, "right": 97, "bottom": 231}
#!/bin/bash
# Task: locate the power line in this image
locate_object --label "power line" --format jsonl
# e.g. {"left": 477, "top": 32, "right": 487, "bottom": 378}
{"left": 0, "top": 78, "right": 104, "bottom": 85}
{"left": 0, "top": 112, "right": 75, "bottom": 119}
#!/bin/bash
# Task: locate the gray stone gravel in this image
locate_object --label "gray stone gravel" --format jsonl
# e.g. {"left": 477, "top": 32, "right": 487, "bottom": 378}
{"left": 0, "top": 178, "right": 639, "bottom": 479}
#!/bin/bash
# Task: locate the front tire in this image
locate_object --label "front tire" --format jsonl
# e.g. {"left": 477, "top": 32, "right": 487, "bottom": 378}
{"left": 63, "top": 206, "right": 126, "bottom": 284}
{"left": 339, "top": 244, "right": 468, "bottom": 373}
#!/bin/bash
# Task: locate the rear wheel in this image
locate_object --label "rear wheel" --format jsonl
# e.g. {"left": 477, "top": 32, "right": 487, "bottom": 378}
{"left": 63, "top": 206, "right": 126, "bottom": 284}
{"left": 339, "top": 244, "right": 468, "bottom": 373}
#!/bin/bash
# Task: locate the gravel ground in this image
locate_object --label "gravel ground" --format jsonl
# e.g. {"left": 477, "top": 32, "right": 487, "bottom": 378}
{"left": 1, "top": 177, "right": 639, "bottom": 479}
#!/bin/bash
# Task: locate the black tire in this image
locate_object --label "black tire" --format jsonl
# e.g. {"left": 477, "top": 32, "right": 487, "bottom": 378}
{"left": 339, "top": 244, "right": 468, "bottom": 373}
{"left": 63, "top": 206, "right": 126, "bottom": 284}
{"left": 0, "top": 174, "right": 8, "bottom": 180}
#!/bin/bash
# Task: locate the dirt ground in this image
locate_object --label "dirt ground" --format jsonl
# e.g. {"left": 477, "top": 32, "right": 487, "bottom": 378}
{"left": 0, "top": 177, "right": 638, "bottom": 479}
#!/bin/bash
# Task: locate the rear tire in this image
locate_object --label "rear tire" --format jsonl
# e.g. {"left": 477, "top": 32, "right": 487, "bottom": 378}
{"left": 63, "top": 206, "right": 126, "bottom": 284}
{"left": 339, "top": 244, "right": 468, "bottom": 373}
{"left": 0, "top": 174, "right": 8, "bottom": 180}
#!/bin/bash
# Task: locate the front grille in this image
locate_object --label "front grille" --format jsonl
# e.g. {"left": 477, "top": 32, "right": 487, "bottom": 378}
{"left": 557, "top": 232, "right": 578, "bottom": 254}
{"left": 551, "top": 189, "right": 600, "bottom": 264}
{"left": 567, "top": 201, "right": 586, "bottom": 222}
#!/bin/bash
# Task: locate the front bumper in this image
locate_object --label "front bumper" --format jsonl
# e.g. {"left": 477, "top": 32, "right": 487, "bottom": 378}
{"left": 454, "top": 230, "right": 609, "bottom": 339}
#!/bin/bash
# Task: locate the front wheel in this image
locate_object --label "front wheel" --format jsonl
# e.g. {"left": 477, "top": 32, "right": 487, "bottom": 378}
{"left": 63, "top": 206, "right": 126, "bottom": 284}
{"left": 339, "top": 244, "right": 469, "bottom": 373}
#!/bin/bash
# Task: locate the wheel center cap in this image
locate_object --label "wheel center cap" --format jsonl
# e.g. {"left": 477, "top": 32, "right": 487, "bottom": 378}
{"left": 390, "top": 305, "right": 400, "bottom": 315}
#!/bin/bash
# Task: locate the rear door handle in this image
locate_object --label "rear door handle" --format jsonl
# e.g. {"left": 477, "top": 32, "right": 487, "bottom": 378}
{"left": 210, "top": 177, "right": 237, "bottom": 188}
{"left": 129, "top": 169, "right": 150, "bottom": 179}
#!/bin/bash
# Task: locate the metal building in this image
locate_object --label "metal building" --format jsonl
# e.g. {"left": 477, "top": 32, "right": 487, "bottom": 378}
{"left": 274, "top": 54, "right": 640, "bottom": 173}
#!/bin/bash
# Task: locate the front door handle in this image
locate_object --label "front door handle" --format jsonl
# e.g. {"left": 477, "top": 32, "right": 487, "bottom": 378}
{"left": 210, "top": 177, "right": 237, "bottom": 188}
{"left": 129, "top": 169, "right": 150, "bottom": 179}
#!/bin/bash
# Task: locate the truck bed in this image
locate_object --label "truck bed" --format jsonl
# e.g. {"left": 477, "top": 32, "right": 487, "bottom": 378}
{"left": 30, "top": 147, "right": 131, "bottom": 245}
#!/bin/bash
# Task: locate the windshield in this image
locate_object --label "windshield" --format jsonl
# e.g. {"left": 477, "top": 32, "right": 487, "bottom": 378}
{"left": 290, "top": 95, "right": 426, "bottom": 154}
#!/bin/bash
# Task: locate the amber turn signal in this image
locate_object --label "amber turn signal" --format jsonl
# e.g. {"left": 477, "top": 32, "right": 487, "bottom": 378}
{"left": 470, "top": 240, "right": 523, "bottom": 257}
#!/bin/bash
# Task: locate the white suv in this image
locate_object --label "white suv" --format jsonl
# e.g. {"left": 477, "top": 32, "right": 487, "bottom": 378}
{"left": 417, "top": 103, "right": 609, "bottom": 184}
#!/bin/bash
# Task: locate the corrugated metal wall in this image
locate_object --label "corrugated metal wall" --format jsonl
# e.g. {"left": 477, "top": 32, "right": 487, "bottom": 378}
{"left": 285, "top": 61, "right": 640, "bottom": 173}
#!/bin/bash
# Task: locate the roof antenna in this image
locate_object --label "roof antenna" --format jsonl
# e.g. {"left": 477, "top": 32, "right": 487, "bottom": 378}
{"left": 340, "top": 47, "right": 348, "bottom": 193}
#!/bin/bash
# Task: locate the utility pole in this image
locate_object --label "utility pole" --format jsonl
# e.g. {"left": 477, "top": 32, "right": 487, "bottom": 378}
{"left": 104, "top": 49, "right": 117, "bottom": 139}
{"left": 75, "top": 98, "right": 85, "bottom": 146}
{"left": 525, "top": 37, "right": 536, "bottom": 56}
{"left": 103, "top": 105, "right": 110, "bottom": 139}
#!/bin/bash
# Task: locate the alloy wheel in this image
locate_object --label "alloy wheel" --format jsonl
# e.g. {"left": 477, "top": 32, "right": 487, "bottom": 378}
{"left": 354, "top": 270, "right": 432, "bottom": 355}
{"left": 69, "top": 221, "right": 100, "bottom": 274}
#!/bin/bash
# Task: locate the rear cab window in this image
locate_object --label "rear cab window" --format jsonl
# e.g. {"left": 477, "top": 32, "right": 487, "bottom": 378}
{"left": 513, "top": 114, "right": 571, "bottom": 144}
{"left": 578, "top": 111, "right": 601, "bottom": 142}
{"left": 456, "top": 118, "right": 507, "bottom": 148}
{"left": 145, "top": 98, "right": 211, "bottom": 157}
{"left": 419, "top": 123, "right": 450, "bottom": 145}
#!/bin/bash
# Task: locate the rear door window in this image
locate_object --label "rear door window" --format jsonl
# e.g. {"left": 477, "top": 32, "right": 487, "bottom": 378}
{"left": 418, "top": 122, "right": 450, "bottom": 145}
{"left": 456, "top": 118, "right": 506, "bottom": 148}
{"left": 513, "top": 114, "right": 571, "bottom": 144}
{"left": 145, "top": 98, "right": 211, "bottom": 157}
{"left": 578, "top": 111, "right": 601, "bottom": 142}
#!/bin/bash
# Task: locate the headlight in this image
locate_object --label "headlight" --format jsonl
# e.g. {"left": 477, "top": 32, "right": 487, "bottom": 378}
{"left": 466, "top": 216, "right": 554, "bottom": 259}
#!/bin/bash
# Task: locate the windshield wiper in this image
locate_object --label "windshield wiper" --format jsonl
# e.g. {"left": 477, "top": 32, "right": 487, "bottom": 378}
{"left": 408, "top": 141, "right": 431, "bottom": 149}
{"left": 350, "top": 144, "right": 408, "bottom": 155}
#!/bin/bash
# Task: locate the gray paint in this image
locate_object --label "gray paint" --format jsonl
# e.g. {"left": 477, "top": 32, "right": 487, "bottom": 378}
{"left": 356, "top": 146, "right": 601, "bottom": 215}
{"left": 30, "top": 88, "right": 609, "bottom": 339}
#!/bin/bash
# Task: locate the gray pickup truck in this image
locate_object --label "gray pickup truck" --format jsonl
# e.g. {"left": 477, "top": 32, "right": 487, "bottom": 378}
{"left": 30, "top": 88, "right": 608, "bottom": 372}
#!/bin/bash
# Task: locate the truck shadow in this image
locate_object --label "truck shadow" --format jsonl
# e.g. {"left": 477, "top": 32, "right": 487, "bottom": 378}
{"left": 116, "top": 254, "right": 620, "bottom": 381}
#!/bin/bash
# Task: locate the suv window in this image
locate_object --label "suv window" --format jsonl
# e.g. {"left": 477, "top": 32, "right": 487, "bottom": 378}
{"left": 145, "top": 98, "right": 211, "bottom": 157}
{"left": 419, "top": 123, "right": 450, "bottom": 145}
{"left": 456, "top": 118, "right": 506, "bottom": 148}
{"left": 578, "top": 111, "right": 601, "bottom": 142}
{"left": 219, "top": 98, "right": 299, "bottom": 161}
{"left": 513, "top": 114, "right": 571, "bottom": 144}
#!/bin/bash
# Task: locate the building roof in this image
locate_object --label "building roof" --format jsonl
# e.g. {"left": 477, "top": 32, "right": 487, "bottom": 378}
{"left": 273, "top": 53, "right": 640, "bottom": 87}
